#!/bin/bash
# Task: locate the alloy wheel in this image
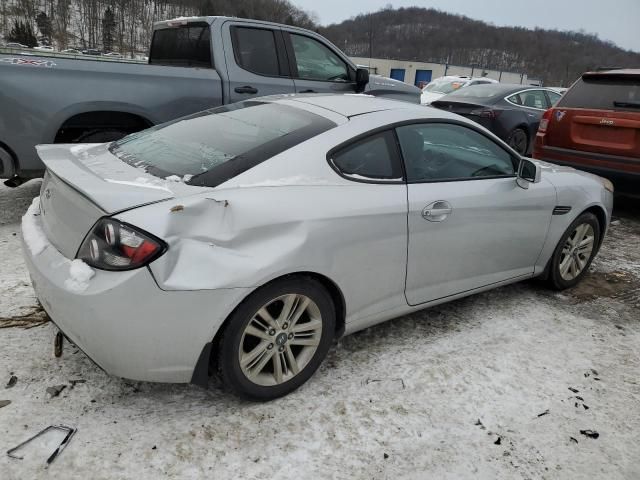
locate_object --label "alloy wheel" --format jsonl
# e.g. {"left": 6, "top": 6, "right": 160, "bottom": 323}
{"left": 239, "top": 294, "right": 323, "bottom": 386}
{"left": 508, "top": 129, "right": 528, "bottom": 155}
{"left": 558, "top": 223, "right": 595, "bottom": 281}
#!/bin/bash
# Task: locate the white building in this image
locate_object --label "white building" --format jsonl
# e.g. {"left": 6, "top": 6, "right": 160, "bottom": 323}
{"left": 350, "top": 57, "right": 531, "bottom": 87}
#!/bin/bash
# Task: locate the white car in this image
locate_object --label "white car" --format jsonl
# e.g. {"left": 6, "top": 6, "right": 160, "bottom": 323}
{"left": 5, "top": 42, "right": 29, "bottom": 49}
{"left": 421, "top": 76, "right": 499, "bottom": 105}
{"left": 34, "top": 45, "right": 55, "bottom": 52}
{"left": 22, "top": 94, "right": 613, "bottom": 400}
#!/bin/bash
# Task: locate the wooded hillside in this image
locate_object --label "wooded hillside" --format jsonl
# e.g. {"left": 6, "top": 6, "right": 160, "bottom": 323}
{"left": 0, "top": 0, "right": 314, "bottom": 55}
{"left": 2, "top": 2, "right": 638, "bottom": 85}
{"left": 320, "top": 6, "right": 640, "bottom": 86}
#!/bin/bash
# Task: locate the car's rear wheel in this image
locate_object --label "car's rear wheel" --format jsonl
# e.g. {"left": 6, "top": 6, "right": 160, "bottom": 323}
{"left": 218, "top": 276, "right": 335, "bottom": 401}
{"left": 548, "top": 212, "right": 601, "bottom": 290}
{"left": 507, "top": 128, "right": 528, "bottom": 155}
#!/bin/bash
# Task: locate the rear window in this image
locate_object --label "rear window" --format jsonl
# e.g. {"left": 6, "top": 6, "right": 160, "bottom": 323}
{"left": 558, "top": 77, "right": 640, "bottom": 111}
{"left": 149, "top": 23, "right": 212, "bottom": 68}
{"left": 232, "top": 27, "right": 282, "bottom": 76}
{"left": 110, "top": 102, "right": 336, "bottom": 187}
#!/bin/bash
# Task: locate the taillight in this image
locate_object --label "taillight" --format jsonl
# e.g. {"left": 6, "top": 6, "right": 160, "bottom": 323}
{"left": 77, "top": 218, "right": 166, "bottom": 271}
{"left": 539, "top": 108, "right": 554, "bottom": 133}
{"left": 470, "top": 108, "right": 501, "bottom": 119}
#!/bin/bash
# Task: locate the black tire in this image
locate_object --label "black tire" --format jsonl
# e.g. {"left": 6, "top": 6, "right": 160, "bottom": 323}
{"left": 547, "top": 212, "right": 601, "bottom": 290}
{"left": 218, "top": 276, "right": 335, "bottom": 401}
{"left": 507, "top": 128, "right": 529, "bottom": 155}
{"left": 74, "top": 129, "right": 128, "bottom": 143}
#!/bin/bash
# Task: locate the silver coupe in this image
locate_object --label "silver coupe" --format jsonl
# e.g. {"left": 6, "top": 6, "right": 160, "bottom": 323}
{"left": 22, "top": 94, "right": 614, "bottom": 400}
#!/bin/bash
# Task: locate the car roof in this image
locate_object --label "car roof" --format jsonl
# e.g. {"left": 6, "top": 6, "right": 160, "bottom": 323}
{"left": 269, "top": 93, "right": 427, "bottom": 118}
{"left": 583, "top": 68, "right": 640, "bottom": 79}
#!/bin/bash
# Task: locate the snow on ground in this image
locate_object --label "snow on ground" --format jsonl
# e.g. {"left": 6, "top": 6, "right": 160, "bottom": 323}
{"left": 0, "top": 181, "right": 639, "bottom": 479}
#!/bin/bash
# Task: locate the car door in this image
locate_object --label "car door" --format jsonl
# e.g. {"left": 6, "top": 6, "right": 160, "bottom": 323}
{"left": 396, "top": 121, "right": 555, "bottom": 305}
{"left": 518, "top": 89, "right": 550, "bottom": 131}
{"left": 282, "top": 31, "right": 357, "bottom": 94}
{"left": 222, "top": 22, "right": 295, "bottom": 103}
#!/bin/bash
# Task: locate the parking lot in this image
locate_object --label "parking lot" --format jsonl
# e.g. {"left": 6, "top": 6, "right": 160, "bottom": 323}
{"left": 0, "top": 180, "right": 638, "bottom": 479}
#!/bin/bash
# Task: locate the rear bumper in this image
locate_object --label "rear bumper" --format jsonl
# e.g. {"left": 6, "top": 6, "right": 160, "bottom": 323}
{"left": 21, "top": 211, "right": 250, "bottom": 383}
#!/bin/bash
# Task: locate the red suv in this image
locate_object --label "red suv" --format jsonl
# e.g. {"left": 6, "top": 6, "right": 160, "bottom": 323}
{"left": 533, "top": 69, "right": 640, "bottom": 193}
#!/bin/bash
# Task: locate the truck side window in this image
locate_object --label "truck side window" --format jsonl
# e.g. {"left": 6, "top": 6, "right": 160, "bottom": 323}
{"left": 149, "top": 23, "right": 212, "bottom": 68}
{"left": 289, "top": 34, "right": 349, "bottom": 82}
{"left": 232, "top": 27, "right": 282, "bottom": 77}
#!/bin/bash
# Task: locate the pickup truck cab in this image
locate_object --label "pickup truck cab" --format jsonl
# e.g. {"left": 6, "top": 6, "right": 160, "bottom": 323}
{"left": 0, "top": 16, "right": 420, "bottom": 184}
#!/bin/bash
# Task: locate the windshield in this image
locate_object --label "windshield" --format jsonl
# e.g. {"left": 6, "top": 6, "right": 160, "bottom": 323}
{"left": 423, "top": 79, "right": 467, "bottom": 94}
{"left": 110, "top": 101, "right": 336, "bottom": 187}
{"left": 444, "top": 84, "right": 505, "bottom": 99}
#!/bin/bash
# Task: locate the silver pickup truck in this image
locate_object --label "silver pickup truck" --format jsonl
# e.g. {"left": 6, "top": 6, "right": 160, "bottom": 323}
{"left": 0, "top": 16, "right": 420, "bottom": 185}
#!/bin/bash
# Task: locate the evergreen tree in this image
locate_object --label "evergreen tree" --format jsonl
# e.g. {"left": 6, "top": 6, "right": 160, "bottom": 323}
{"left": 199, "top": 0, "right": 215, "bottom": 16}
{"left": 36, "top": 11, "right": 53, "bottom": 44}
{"left": 8, "top": 20, "right": 38, "bottom": 48}
{"left": 102, "top": 7, "right": 116, "bottom": 52}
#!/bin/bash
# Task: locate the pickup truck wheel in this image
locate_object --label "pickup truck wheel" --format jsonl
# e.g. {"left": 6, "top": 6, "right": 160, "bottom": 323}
{"left": 218, "top": 276, "right": 335, "bottom": 401}
{"left": 74, "top": 129, "right": 128, "bottom": 143}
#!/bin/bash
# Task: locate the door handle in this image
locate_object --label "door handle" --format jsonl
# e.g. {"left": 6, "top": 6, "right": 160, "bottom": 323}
{"left": 234, "top": 86, "right": 258, "bottom": 94}
{"left": 422, "top": 201, "right": 453, "bottom": 222}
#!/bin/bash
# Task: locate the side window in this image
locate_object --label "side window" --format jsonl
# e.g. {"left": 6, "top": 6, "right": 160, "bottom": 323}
{"left": 289, "top": 33, "right": 349, "bottom": 82}
{"left": 546, "top": 90, "right": 562, "bottom": 106}
{"left": 521, "top": 90, "right": 548, "bottom": 109}
{"left": 232, "top": 27, "right": 282, "bottom": 76}
{"left": 397, "top": 123, "right": 516, "bottom": 182}
{"left": 507, "top": 94, "right": 523, "bottom": 105}
{"left": 330, "top": 131, "right": 402, "bottom": 181}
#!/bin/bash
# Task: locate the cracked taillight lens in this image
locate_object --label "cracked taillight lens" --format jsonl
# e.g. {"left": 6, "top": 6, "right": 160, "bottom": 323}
{"left": 77, "top": 218, "right": 166, "bottom": 271}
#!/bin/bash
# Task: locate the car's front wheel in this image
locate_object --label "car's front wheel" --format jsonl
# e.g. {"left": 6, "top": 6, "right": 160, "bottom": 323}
{"left": 548, "top": 212, "right": 601, "bottom": 290}
{"left": 218, "top": 276, "right": 335, "bottom": 401}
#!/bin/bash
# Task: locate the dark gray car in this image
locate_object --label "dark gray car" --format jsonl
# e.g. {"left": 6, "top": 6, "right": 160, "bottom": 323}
{"left": 431, "top": 84, "right": 563, "bottom": 156}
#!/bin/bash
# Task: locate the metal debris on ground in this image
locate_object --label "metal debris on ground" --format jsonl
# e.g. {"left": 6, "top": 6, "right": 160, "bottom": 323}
{"left": 6, "top": 375, "right": 17, "bottom": 388}
{"left": 46, "top": 385, "right": 66, "bottom": 398}
{"left": 54, "top": 331, "right": 64, "bottom": 357}
{"left": 537, "top": 409, "right": 550, "bottom": 418}
{"left": 0, "top": 307, "right": 49, "bottom": 329}
{"left": 7, "top": 425, "right": 77, "bottom": 466}
{"left": 0, "top": 400, "right": 11, "bottom": 408}
{"left": 580, "top": 429, "right": 600, "bottom": 439}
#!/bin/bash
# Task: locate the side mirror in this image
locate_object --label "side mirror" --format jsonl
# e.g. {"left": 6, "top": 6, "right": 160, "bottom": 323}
{"left": 516, "top": 158, "right": 541, "bottom": 189}
{"left": 355, "top": 67, "right": 369, "bottom": 93}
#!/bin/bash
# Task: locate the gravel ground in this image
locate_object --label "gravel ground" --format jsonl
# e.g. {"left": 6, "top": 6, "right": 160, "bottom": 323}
{"left": 0, "top": 180, "right": 638, "bottom": 480}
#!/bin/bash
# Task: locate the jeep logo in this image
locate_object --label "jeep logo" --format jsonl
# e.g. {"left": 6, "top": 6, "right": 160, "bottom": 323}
{"left": 600, "top": 119, "right": 615, "bottom": 126}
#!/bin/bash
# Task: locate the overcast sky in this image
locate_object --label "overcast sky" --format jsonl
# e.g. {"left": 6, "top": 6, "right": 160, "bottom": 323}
{"left": 290, "top": 0, "right": 640, "bottom": 53}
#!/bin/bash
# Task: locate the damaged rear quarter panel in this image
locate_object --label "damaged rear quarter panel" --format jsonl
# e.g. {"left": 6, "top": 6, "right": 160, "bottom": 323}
{"left": 114, "top": 183, "right": 408, "bottom": 322}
